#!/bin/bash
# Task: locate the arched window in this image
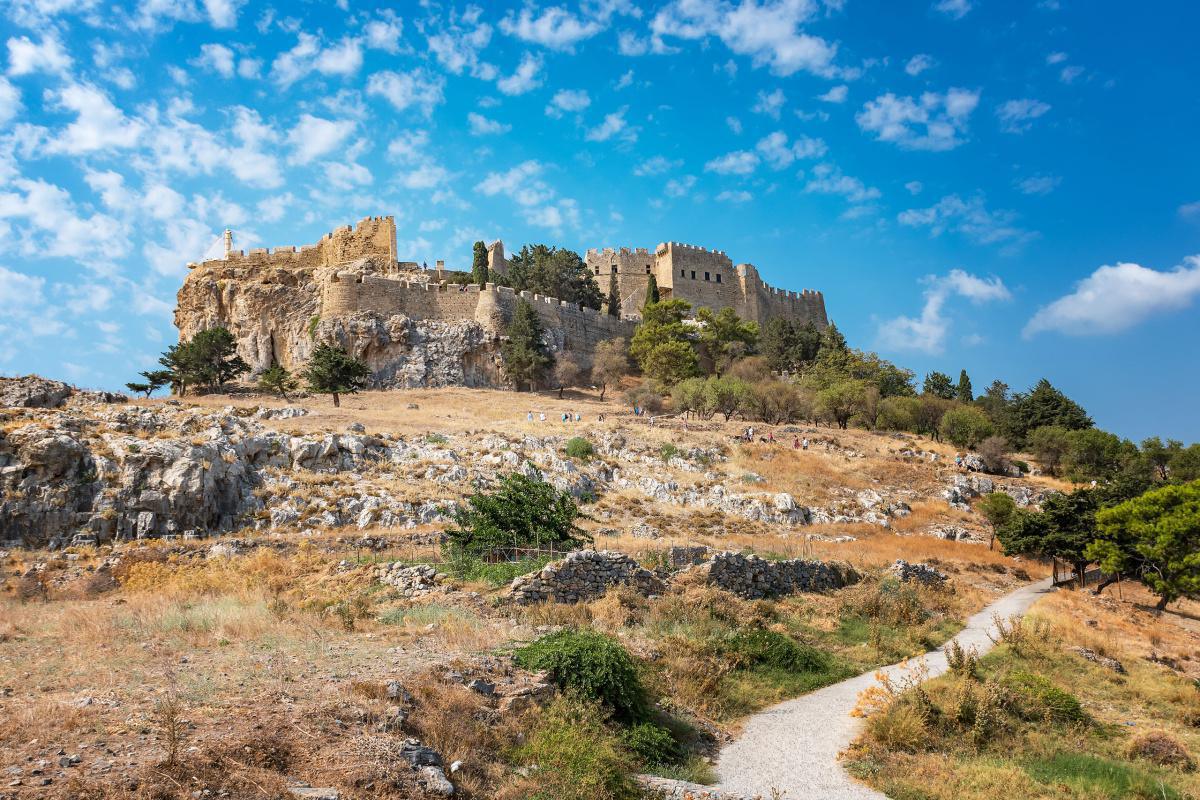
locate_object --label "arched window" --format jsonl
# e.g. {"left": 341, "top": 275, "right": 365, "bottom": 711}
{"left": 612, "top": 265, "right": 618, "bottom": 274}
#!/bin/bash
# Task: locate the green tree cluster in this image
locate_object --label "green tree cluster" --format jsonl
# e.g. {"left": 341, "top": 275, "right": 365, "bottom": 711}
{"left": 301, "top": 342, "right": 371, "bottom": 407}
{"left": 447, "top": 468, "right": 591, "bottom": 557}
{"left": 503, "top": 299, "right": 555, "bottom": 391}
{"left": 500, "top": 244, "right": 603, "bottom": 309}
{"left": 139, "top": 327, "right": 249, "bottom": 396}
{"left": 630, "top": 299, "right": 698, "bottom": 388}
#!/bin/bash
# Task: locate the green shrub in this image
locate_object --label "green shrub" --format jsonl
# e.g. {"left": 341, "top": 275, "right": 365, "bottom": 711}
{"left": 565, "top": 437, "right": 595, "bottom": 460}
{"left": 446, "top": 469, "right": 591, "bottom": 557}
{"left": 1004, "top": 671, "right": 1087, "bottom": 724}
{"left": 514, "top": 694, "right": 640, "bottom": 800}
{"left": 515, "top": 629, "right": 648, "bottom": 723}
{"left": 659, "top": 443, "right": 681, "bottom": 462}
{"left": 724, "top": 629, "right": 831, "bottom": 672}
{"left": 620, "top": 722, "right": 680, "bottom": 767}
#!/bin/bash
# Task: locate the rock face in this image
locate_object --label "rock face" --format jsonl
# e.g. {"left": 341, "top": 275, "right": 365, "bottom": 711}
{"left": 0, "top": 376, "right": 75, "bottom": 408}
{"left": 509, "top": 550, "right": 666, "bottom": 604}
{"left": 696, "top": 551, "right": 859, "bottom": 599}
{"left": 175, "top": 255, "right": 505, "bottom": 389}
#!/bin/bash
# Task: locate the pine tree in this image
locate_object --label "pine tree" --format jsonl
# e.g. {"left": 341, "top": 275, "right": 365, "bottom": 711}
{"left": 302, "top": 343, "right": 371, "bottom": 407}
{"left": 471, "top": 241, "right": 489, "bottom": 285}
{"left": 258, "top": 365, "right": 299, "bottom": 399}
{"left": 502, "top": 299, "right": 554, "bottom": 391}
{"left": 923, "top": 371, "right": 956, "bottom": 399}
{"left": 607, "top": 273, "right": 621, "bottom": 317}
{"left": 644, "top": 273, "right": 660, "bottom": 308}
{"left": 956, "top": 369, "right": 974, "bottom": 403}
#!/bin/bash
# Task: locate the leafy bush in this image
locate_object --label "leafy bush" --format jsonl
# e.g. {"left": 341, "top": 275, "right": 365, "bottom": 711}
{"left": 939, "top": 405, "right": 995, "bottom": 448}
{"left": 658, "top": 443, "right": 681, "bottom": 462}
{"left": 446, "top": 469, "right": 590, "bottom": 557}
{"left": 724, "top": 629, "right": 831, "bottom": 673}
{"left": 508, "top": 694, "right": 640, "bottom": 800}
{"left": 1004, "top": 671, "right": 1087, "bottom": 724}
{"left": 564, "top": 437, "right": 595, "bottom": 460}
{"left": 514, "top": 629, "right": 648, "bottom": 723}
{"left": 620, "top": 722, "right": 680, "bottom": 767}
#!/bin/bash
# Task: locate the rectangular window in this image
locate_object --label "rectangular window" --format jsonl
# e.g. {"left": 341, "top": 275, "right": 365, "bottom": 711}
{"left": 681, "top": 269, "right": 685, "bottom": 277}
{"left": 704, "top": 272, "right": 710, "bottom": 281}
{"left": 612, "top": 266, "right": 618, "bottom": 274}
{"left": 716, "top": 273, "right": 722, "bottom": 283}
{"left": 690, "top": 271, "right": 695, "bottom": 279}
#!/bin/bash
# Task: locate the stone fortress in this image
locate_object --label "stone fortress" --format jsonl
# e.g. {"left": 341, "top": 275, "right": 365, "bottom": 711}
{"left": 177, "top": 216, "right": 828, "bottom": 388}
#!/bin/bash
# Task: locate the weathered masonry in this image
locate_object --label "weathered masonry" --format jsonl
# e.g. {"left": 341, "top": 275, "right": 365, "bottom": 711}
{"left": 585, "top": 241, "right": 828, "bottom": 329}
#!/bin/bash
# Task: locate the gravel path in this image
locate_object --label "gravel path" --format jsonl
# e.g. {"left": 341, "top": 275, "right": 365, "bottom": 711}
{"left": 715, "top": 577, "right": 1055, "bottom": 800}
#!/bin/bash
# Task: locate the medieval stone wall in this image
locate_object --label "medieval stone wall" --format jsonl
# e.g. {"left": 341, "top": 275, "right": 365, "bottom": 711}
{"left": 186, "top": 216, "right": 397, "bottom": 273}
{"left": 585, "top": 247, "right": 655, "bottom": 315}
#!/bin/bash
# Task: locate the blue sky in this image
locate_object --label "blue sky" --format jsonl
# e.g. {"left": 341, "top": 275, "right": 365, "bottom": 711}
{"left": 1, "top": 0, "right": 1198, "bottom": 442}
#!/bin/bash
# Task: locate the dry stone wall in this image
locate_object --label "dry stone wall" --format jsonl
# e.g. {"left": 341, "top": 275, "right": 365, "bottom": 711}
{"left": 697, "top": 551, "right": 860, "bottom": 599}
{"left": 508, "top": 550, "right": 666, "bottom": 604}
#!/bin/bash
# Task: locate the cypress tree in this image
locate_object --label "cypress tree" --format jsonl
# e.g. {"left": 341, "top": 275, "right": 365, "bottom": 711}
{"left": 502, "top": 299, "right": 554, "bottom": 391}
{"left": 644, "top": 273, "right": 660, "bottom": 308}
{"left": 471, "top": 240, "right": 489, "bottom": 285}
{"left": 956, "top": 369, "right": 974, "bottom": 403}
{"left": 607, "top": 273, "right": 621, "bottom": 317}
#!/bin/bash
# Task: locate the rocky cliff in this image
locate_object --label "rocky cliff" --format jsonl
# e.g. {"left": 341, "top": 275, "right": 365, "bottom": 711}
{"left": 175, "top": 256, "right": 503, "bottom": 388}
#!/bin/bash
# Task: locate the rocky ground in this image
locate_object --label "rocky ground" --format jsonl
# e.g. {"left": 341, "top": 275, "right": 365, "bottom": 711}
{"left": 6, "top": 376, "right": 1152, "bottom": 800}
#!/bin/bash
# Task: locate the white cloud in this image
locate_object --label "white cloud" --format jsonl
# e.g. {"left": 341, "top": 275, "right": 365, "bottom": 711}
{"left": 586, "top": 106, "right": 632, "bottom": 142}
{"left": 0, "top": 78, "right": 21, "bottom": 126}
{"left": 615, "top": 69, "right": 634, "bottom": 89}
{"left": 0, "top": 177, "right": 126, "bottom": 268}
{"left": 478, "top": 160, "right": 551, "bottom": 205}
{"left": 286, "top": 114, "right": 355, "bottom": 164}
{"left": 203, "top": 0, "right": 245, "bottom": 28}
{"left": 399, "top": 163, "right": 450, "bottom": 190}
{"left": 996, "top": 98, "right": 1051, "bottom": 133}
{"left": 366, "top": 69, "right": 445, "bottom": 115}
{"left": 545, "top": 88, "right": 591, "bottom": 118}
{"left": 898, "top": 194, "right": 1034, "bottom": 247}
{"left": 365, "top": 13, "right": 404, "bottom": 53}
{"left": 933, "top": 0, "right": 972, "bottom": 19}
{"left": 6, "top": 34, "right": 72, "bottom": 76}
{"left": 468, "top": 111, "right": 510, "bottom": 135}
{"left": 877, "top": 269, "right": 1010, "bottom": 354}
{"left": 427, "top": 13, "right": 495, "bottom": 79}
{"left": 314, "top": 37, "right": 364, "bottom": 76}
{"left": 324, "top": 162, "right": 373, "bottom": 190}
{"left": 1179, "top": 201, "right": 1200, "bottom": 221}
{"left": 752, "top": 88, "right": 786, "bottom": 118}
{"left": 905, "top": 180, "right": 923, "bottom": 195}
{"left": 665, "top": 174, "right": 697, "bottom": 197}
{"left": 705, "top": 150, "right": 759, "bottom": 175}
{"left": 500, "top": 6, "right": 604, "bottom": 51}
{"left": 817, "top": 85, "right": 848, "bottom": 103}
{"left": 497, "top": 52, "right": 543, "bottom": 95}
{"left": 1015, "top": 174, "right": 1061, "bottom": 195}
{"left": 193, "top": 43, "right": 236, "bottom": 77}
{"left": 716, "top": 189, "right": 752, "bottom": 203}
{"left": 650, "top": 0, "right": 841, "bottom": 78}
{"left": 45, "top": 83, "right": 145, "bottom": 155}
{"left": 905, "top": 53, "right": 935, "bottom": 76}
{"left": 1059, "top": 65, "right": 1084, "bottom": 84}
{"left": 756, "top": 130, "right": 826, "bottom": 169}
{"left": 804, "top": 163, "right": 881, "bottom": 203}
{"left": 1046, "top": 52, "right": 1068, "bottom": 65}
{"left": 633, "top": 155, "right": 681, "bottom": 176}
{"left": 856, "top": 88, "right": 980, "bottom": 151}
{"left": 271, "top": 33, "right": 364, "bottom": 87}
{"left": 1024, "top": 256, "right": 1200, "bottom": 337}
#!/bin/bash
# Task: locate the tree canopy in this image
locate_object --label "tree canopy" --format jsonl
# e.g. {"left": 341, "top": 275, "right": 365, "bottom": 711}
{"left": 302, "top": 343, "right": 370, "bottom": 406}
{"left": 630, "top": 299, "right": 698, "bottom": 387}
{"left": 502, "top": 299, "right": 554, "bottom": 391}
{"left": 501, "top": 244, "right": 603, "bottom": 308}
{"left": 446, "top": 468, "right": 591, "bottom": 557}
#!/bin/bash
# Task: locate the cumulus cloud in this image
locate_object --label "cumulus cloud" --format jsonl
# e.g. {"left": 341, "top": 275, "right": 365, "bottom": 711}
{"left": 467, "top": 111, "right": 510, "bottom": 135}
{"left": 1015, "top": 174, "right": 1061, "bottom": 195}
{"left": 366, "top": 69, "right": 445, "bottom": 115}
{"left": 899, "top": 194, "right": 1034, "bottom": 248}
{"left": 286, "top": 115, "right": 355, "bottom": 164}
{"left": 500, "top": 6, "right": 604, "bottom": 51}
{"left": 271, "top": 33, "right": 364, "bottom": 88}
{"left": 44, "top": 83, "right": 145, "bottom": 155}
{"left": 1024, "top": 256, "right": 1200, "bottom": 338}
{"left": 0, "top": 177, "right": 127, "bottom": 269}
{"left": 996, "top": 98, "right": 1051, "bottom": 133}
{"left": 6, "top": 33, "right": 72, "bottom": 76}
{"left": 0, "top": 78, "right": 21, "bottom": 126}
{"left": 933, "top": 0, "right": 972, "bottom": 19}
{"left": 497, "top": 52, "right": 543, "bottom": 95}
{"left": 804, "top": 163, "right": 881, "bottom": 203}
{"left": 364, "top": 13, "right": 404, "bottom": 53}
{"left": 586, "top": 106, "right": 632, "bottom": 142}
{"left": 427, "top": 10, "right": 496, "bottom": 79}
{"left": 817, "top": 84, "right": 848, "bottom": 103}
{"left": 324, "top": 162, "right": 372, "bottom": 190}
{"left": 857, "top": 88, "right": 980, "bottom": 151}
{"left": 192, "top": 43, "right": 236, "bottom": 77}
{"left": 545, "top": 88, "right": 591, "bottom": 118}
{"left": 1178, "top": 201, "right": 1200, "bottom": 221}
{"left": 664, "top": 174, "right": 697, "bottom": 197}
{"left": 649, "top": 0, "right": 843, "bottom": 78}
{"left": 756, "top": 130, "right": 826, "bottom": 169}
{"left": 752, "top": 88, "right": 786, "bottom": 118}
{"left": 905, "top": 53, "right": 935, "bottom": 76}
{"left": 877, "top": 269, "right": 1010, "bottom": 354}
{"left": 705, "top": 149, "right": 759, "bottom": 175}
{"left": 716, "top": 189, "right": 752, "bottom": 203}
{"left": 633, "top": 155, "right": 681, "bottom": 176}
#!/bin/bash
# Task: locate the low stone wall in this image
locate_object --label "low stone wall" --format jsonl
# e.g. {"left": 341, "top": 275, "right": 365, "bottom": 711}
{"left": 698, "top": 551, "right": 859, "bottom": 599}
{"left": 637, "top": 775, "right": 751, "bottom": 799}
{"left": 889, "top": 560, "right": 947, "bottom": 585}
{"left": 509, "top": 550, "right": 666, "bottom": 604}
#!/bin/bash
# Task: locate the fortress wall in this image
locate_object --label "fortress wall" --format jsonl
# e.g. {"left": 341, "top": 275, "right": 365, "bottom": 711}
{"left": 586, "top": 247, "right": 654, "bottom": 314}
{"left": 188, "top": 216, "right": 397, "bottom": 272}
{"left": 755, "top": 283, "right": 828, "bottom": 328}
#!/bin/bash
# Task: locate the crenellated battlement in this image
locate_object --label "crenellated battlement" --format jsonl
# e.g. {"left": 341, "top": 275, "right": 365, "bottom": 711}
{"left": 187, "top": 216, "right": 397, "bottom": 272}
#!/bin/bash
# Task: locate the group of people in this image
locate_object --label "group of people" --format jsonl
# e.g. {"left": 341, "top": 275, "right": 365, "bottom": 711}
{"left": 527, "top": 410, "right": 584, "bottom": 423}
{"left": 737, "top": 424, "right": 810, "bottom": 450}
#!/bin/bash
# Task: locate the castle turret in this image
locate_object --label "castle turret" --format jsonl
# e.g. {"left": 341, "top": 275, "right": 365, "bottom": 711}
{"left": 223, "top": 229, "right": 233, "bottom": 258}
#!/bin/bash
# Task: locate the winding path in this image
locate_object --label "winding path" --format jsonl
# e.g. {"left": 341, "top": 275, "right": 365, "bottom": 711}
{"left": 713, "top": 577, "right": 1055, "bottom": 800}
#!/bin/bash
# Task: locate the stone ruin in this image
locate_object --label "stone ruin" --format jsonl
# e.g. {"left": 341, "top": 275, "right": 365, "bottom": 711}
{"left": 694, "top": 551, "right": 860, "bottom": 599}
{"left": 509, "top": 550, "right": 666, "bottom": 604}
